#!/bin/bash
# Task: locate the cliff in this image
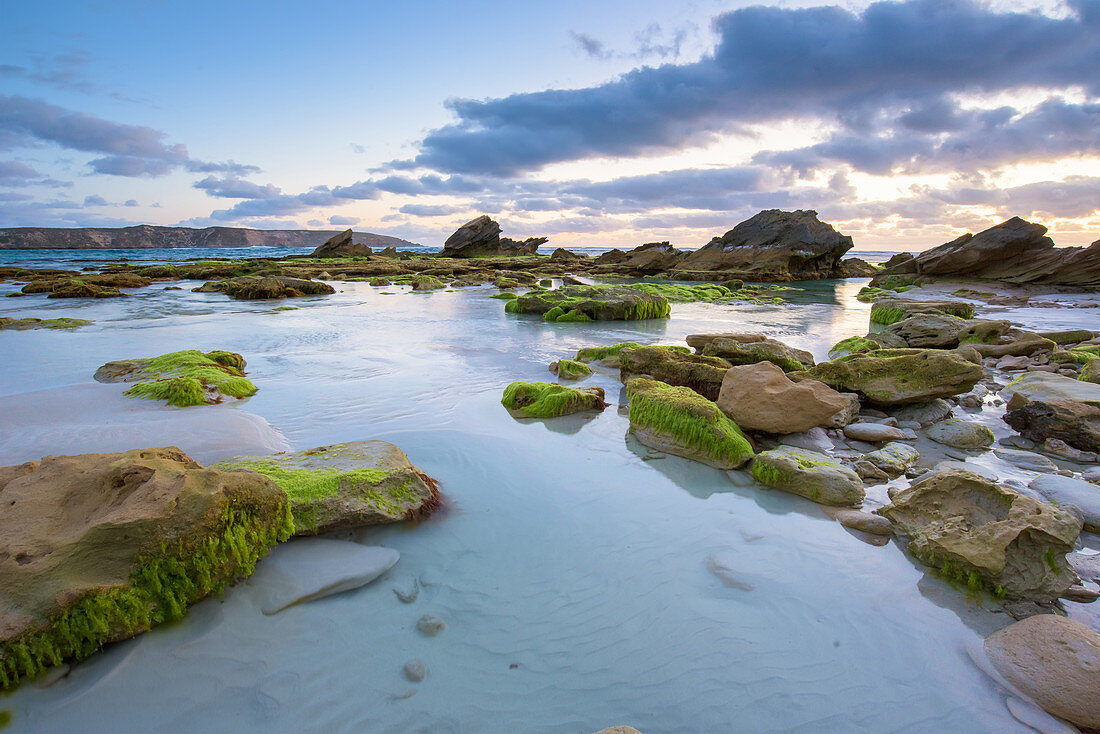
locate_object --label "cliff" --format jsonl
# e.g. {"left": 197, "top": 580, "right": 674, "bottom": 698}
{"left": 0, "top": 225, "right": 419, "bottom": 250}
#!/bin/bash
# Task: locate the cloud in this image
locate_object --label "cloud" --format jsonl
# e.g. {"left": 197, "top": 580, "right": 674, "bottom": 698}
{"left": 0, "top": 160, "right": 42, "bottom": 180}
{"left": 398, "top": 203, "right": 463, "bottom": 216}
{"left": 194, "top": 175, "right": 281, "bottom": 199}
{"left": 396, "top": 0, "right": 1100, "bottom": 176}
{"left": 82, "top": 194, "right": 107, "bottom": 206}
{"left": 328, "top": 215, "right": 360, "bottom": 225}
{"left": 570, "top": 32, "right": 610, "bottom": 60}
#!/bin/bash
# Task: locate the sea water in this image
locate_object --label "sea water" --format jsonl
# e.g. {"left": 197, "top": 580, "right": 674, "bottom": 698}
{"left": 1, "top": 266, "right": 1096, "bottom": 733}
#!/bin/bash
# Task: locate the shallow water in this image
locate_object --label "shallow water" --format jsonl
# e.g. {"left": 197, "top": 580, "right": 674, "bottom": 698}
{"left": 0, "top": 276, "right": 1093, "bottom": 733}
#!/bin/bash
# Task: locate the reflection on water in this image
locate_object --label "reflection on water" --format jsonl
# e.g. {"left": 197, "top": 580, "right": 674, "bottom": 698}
{"left": 0, "top": 279, "right": 1048, "bottom": 733}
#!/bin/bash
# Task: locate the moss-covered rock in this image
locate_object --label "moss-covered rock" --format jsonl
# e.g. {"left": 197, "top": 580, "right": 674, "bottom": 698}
{"left": 884, "top": 312, "right": 969, "bottom": 348}
{"left": 548, "top": 358, "right": 592, "bottom": 380}
{"left": 925, "top": 418, "right": 995, "bottom": 449}
{"left": 501, "top": 381, "right": 607, "bottom": 418}
{"left": 0, "top": 317, "right": 92, "bottom": 330}
{"left": 214, "top": 441, "right": 439, "bottom": 536}
{"left": 803, "top": 348, "right": 984, "bottom": 405}
{"left": 958, "top": 319, "right": 1013, "bottom": 345}
{"left": 490, "top": 292, "right": 517, "bottom": 300}
{"left": 1081, "top": 358, "right": 1100, "bottom": 384}
{"left": 575, "top": 342, "right": 690, "bottom": 367}
{"left": 618, "top": 346, "right": 732, "bottom": 401}
{"left": 827, "top": 335, "right": 880, "bottom": 360}
{"left": 0, "top": 447, "right": 292, "bottom": 691}
{"left": 625, "top": 377, "right": 753, "bottom": 469}
{"left": 194, "top": 275, "right": 335, "bottom": 300}
{"left": 880, "top": 469, "right": 1081, "bottom": 600}
{"left": 869, "top": 299, "right": 975, "bottom": 326}
{"left": 93, "top": 349, "right": 258, "bottom": 407}
{"left": 700, "top": 335, "right": 814, "bottom": 372}
{"left": 750, "top": 446, "right": 865, "bottom": 506}
{"left": 505, "top": 285, "right": 670, "bottom": 322}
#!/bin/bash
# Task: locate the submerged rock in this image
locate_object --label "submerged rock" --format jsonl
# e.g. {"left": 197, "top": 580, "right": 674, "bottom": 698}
{"left": 248, "top": 538, "right": 399, "bottom": 614}
{"left": 880, "top": 469, "right": 1081, "bottom": 600}
{"left": 403, "top": 658, "right": 427, "bottom": 682}
{"left": 625, "top": 377, "right": 754, "bottom": 470}
{"left": 575, "top": 342, "right": 689, "bottom": 367}
{"left": 0, "top": 316, "right": 91, "bottom": 330}
{"left": 715, "top": 361, "right": 857, "bottom": 434}
{"left": 94, "top": 349, "right": 257, "bottom": 407}
{"left": 417, "top": 614, "right": 445, "bottom": 636}
{"left": 985, "top": 615, "right": 1100, "bottom": 730}
{"left": 619, "top": 346, "right": 731, "bottom": 401}
{"left": 310, "top": 229, "right": 373, "bottom": 258}
{"left": 0, "top": 447, "right": 292, "bottom": 691}
{"left": 832, "top": 508, "right": 893, "bottom": 535}
{"left": 804, "top": 348, "right": 984, "bottom": 405}
{"left": 750, "top": 446, "right": 865, "bottom": 506}
{"left": 215, "top": 441, "right": 440, "bottom": 536}
{"left": 501, "top": 381, "right": 607, "bottom": 418}
{"left": 195, "top": 275, "right": 335, "bottom": 300}
{"left": 506, "top": 285, "right": 670, "bottom": 322}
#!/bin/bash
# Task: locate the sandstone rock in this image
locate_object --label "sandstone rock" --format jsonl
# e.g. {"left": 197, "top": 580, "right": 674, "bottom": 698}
{"left": 679, "top": 209, "right": 853, "bottom": 279}
{"left": 404, "top": 658, "right": 426, "bottom": 682}
{"left": 1028, "top": 475, "right": 1100, "bottom": 532}
{"left": 195, "top": 275, "right": 335, "bottom": 300}
{"left": 310, "top": 229, "right": 372, "bottom": 258}
{"left": 992, "top": 449, "right": 1059, "bottom": 473}
{"left": 885, "top": 312, "right": 968, "bottom": 348}
{"left": 926, "top": 418, "right": 995, "bottom": 449}
{"left": 440, "top": 215, "right": 544, "bottom": 257}
{"left": 832, "top": 508, "right": 893, "bottom": 535}
{"left": 864, "top": 442, "right": 920, "bottom": 475}
{"left": 592, "top": 728, "right": 643, "bottom": 734}
{"left": 507, "top": 285, "right": 669, "bottom": 322}
{"left": 549, "top": 247, "right": 584, "bottom": 261}
{"left": 716, "top": 362, "right": 856, "bottom": 434}
{"left": 0, "top": 447, "right": 291, "bottom": 690}
{"left": 700, "top": 335, "right": 814, "bottom": 372}
{"left": 985, "top": 615, "right": 1100, "bottom": 729}
{"left": 777, "top": 426, "right": 834, "bottom": 453}
{"left": 612, "top": 241, "right": 685, "bottom": 274}
{"left": 1004, "top": 398, "right": 1100, "bottom": 453}
{"left": 1001, "top": 372, "right": 1100, "bottom": 407}
{"left": 619, "top": 347, "right": 731, "bottom": 401}
{"left": 958, "top": 319, "right": 1013, "bottom": 344}
{"left": 215, "top": 441, "right": 440, "bottom": 536}
{"left": 417, "top": 615, "right": 445, "bottom": 636}
{"left": 843, "top": 422, "right": 909, "bottom": 442}
{"left": 890, "top": 399, "right": 952, "bottom": 427}
{"left": 750, "top": 446, "right": 865, "bottom": 506}
{"left": 880, "top": 469, "right": 1081, "bottom": 599}
{"left": 805, "top": 348, "right": 984, "bottom": 405}
{"left": 869, "top": 299, "right": 975, "bottom": 326}
{"left": 972, "top": 330, "right": 1056, "bottom": 358}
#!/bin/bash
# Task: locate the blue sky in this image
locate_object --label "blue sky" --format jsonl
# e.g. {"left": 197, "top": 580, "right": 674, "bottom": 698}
{"left": 2, "top": 0, "right": 1098, "bottom": 250}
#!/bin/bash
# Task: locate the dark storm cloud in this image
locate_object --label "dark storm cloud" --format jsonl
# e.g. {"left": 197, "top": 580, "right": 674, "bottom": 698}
{"left": 397, "top": 0, "right": 1100, "bottom": 176}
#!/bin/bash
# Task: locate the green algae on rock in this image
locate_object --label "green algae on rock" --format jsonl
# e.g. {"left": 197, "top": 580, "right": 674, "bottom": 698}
{"left": 0, "top": 447, "right": 292, "bottom": 691}
{"left": 0, "top": 317, "right": 92, "bottom": 331}
{"left": 575, "top": 342, "right": 690, "bottom": 366}
{"left": 94, "top": 349, "right": 258, "bottom": 407}
{"left": 490, "top": 292, "right": 517, "bottom": 300}
{"left": 827, "top": 335, "right": 880, "bottom": 360}
{"left": 505, "top": 285, "right": 670, "bottom": 322}
{"left": 869, "top": 299, "right": 975, "bottom": 326}
{"left": 700, "top": 335, "right": 814, "bottom": 372}
{"left": 548, "top": 358, "right": 592, "bottom": 380}
{"left": 803, "top": 348, "right": 983, "bottom": 405}
{"left": 501, "top": 381, "right": 608, "bottom": 418}
{"left": 214, "top": 441, "right": 440, "bottom": 536}
{"left": 750, "top": 446, "right": 865, "bottom": 506}
{"left": 625, "top": 377, "right": 753, "bottom": 469}
{"left": 193, "top": 275, "right": 335, "bottom": 300}
{"left": 618, "top": 346, "right": 732, "bottom": 401}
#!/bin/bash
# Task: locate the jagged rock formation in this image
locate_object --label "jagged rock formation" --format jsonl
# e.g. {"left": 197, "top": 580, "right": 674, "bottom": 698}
{"left": 310, "top": 229, "right": 372, "bottom": 258}
{"left": 873, "top": 217, "right": 1100, "bottom": 287}
{"left": 594, "top": 242, "right": 684, "bottom": 274}
{"left": 440, "top": 216, "right": 547, "bottom": 257}
{"left": 0, "top": 224, "right": 418, "bottom": 250}
{"left": 679, "top": 209, "right": 854, "bottom": 279}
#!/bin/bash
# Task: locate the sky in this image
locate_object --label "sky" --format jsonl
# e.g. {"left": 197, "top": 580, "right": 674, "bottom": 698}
{"left": 1, "top": 0, "right": 1098, "bottom": 251}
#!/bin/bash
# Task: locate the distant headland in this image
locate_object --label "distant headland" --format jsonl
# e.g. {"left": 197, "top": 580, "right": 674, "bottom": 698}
{"left": 0, "top": 224, "right": 419, "bottom": 250}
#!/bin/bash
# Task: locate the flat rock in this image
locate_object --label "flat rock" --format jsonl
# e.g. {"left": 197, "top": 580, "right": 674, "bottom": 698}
{"left": 864, "top": 442, "right": 920, "bottom": 475}
{"left": 1028, "top": 475, "right": 1100, "bottom": 532}
{"left": 993, "top": 448, "right": 1059, "bottom": 473}
{"left": 249, "top": 539, "right": 399, "bottom": 615}
{"left": 890, "top": 399, "right": 952, "bottom": 427}
{"left": 926, "top": 418, "right": 995, "bottom": 449}
{"left": 807, "top": 348, "right": 984, "bottom": 405}
{"left": 843, "top": 422, "right": 908, "bottom": 442}
{"left": 1001, "top": 372, "right": 1100, "bottom": 407}
{"left": 832, "top": 509, "right": 893, "bottom": 535}
{"left": 311, "top": 228, "right": 373, "bottom": 258}
{"left": 751, "top": 446, "right": 865, "bottom": 506}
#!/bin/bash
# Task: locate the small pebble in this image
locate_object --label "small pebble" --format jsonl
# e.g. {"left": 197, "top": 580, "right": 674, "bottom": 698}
{"left": 393, "top": 577, "right": 419, "bottom": 604}
{"left": 404, "top": 658, "right": 426, "bottom": 682}
{"left": 417, "top": 614, "right": 445, "bottom": 636}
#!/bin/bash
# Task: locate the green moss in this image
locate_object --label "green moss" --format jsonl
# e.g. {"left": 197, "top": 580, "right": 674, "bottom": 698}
{"left": 272, "top": 305, "right": 298, "bottom": 311}
{"left": 0, "top": 710, "right": 9, "bottom": 729}
{"left": 869, "top": 306, "right": 909, "bottom": 325}
{"left": 506, "top": 284, "right": 671, "bottom": 322}
{"left": 575, "top": 342, "right": 690, "bottom": 363}
{"left": 750, "top": 460, "right": 791, "bottom": 487}
{"left": 369, "top": 277, "right": 391, "bottom": 286}
{"left": 875, "top": 274, "right": 921, "bottom": 290}
{"left": 827, "top": 335, "right": 879, "bottom": 360}
{"left": 1068, "top": 345, "right": 1100, "bottom": 364}
{"left": 1080, "top": 359, "right": 1100, "bottom": 384}
{"left": 538, "top": 278, "right": 553, "bottom": 287}
{"left": 555, "top": 309, "right": 593, "bottom": 322}
{"left": 117, "top": 349, "right": 257, "bottom": 407}
{"left": 504, "top": 298, "right": 521, "bottom": 313}
{"left": 217, "top": 460, "right": 389, "bottom": 504}
{"left": 490, "top": 292, "right": 517, "bottom": 300}
{"left": 952, "top": 288, "right": 994, "bottom": 298}
{"left": 0, "top": 501, "right": 291, "bottom": 691}
{"left": 0, "top": 316, "right": 94, "bottom": 330}
{"left": 501, "top": 381, "right": 606, "bottom": 418}
{"left": 625, "top": 377, "right": 753, "bottom": 467}
{"left": 552, "top": 358, "right": 592, "bottom": 380}
{"left": 543, "top": 306, "right": 566, "bottom": 321}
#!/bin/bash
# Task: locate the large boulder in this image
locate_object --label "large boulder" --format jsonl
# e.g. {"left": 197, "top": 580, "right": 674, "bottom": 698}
{"left": 874, "top": 217, "right": 1100, "bottom": 287}
{"left": 985, "top": 616, "right": 1100, "bottom": 730}
{"left": 215, "top": 441, "right": 440, "bottom": 536}
{"left": 194, "top": 275, "right": 335, "bottom": 300}
{"left": 618, "top": 346, "right": 731, "bottom": 401}
{"left": 925, "top": 418, "right": 995, "bottom": 450}
{"left": 879, "top": 470, "right": 1081, "bottom": 600}
{"left": 869, "top": 299, "right": 975, "bottom": 326}
{"left": 501, "top": 382, "right": 607, "bottom": 418}
{"left": 716, "top": 362, "right": 857, "bottom": 434}
{"left": 310, "top": 229, "right": 372, "bottom": 258}
{"left": 1004, "top": 399, "right": 1100, "bottom": 453}
{"left": 884, "top": 312, "right": 969, "bottom": 348}
{"left": 750, "top": 446, "right": 865, "bottom": 506}
{"left": 0, "top": 447, "right": 292, "bottom": 690}
{"left": 625, "top": 378, "right": 753, "bottom": 469}
{"left": 804, "top": 349, "right": 984, "bottom": 405}
{"left": 440, "top": 215, "right": 545, "bottom": 257}
{"left": 506, "top": 285, "right": 670, "bottom": 322}
{"left": 1001, "top": 372, "right": 1100, "bottom": 408}
{"left": 680, "top": 209, "right": 853, "bottom": 280}
{"left": 699, "top": 335, "right": 814, "bottom": 372}
{"left": 607, "top": 242, "right": 685, "bottom": 274}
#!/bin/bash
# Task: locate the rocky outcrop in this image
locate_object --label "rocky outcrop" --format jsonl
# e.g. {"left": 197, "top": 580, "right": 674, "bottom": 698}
{"left": 884, "top": 312, "right": 969, "bottom": 348}
{"left": 715, "top": 362, "right": 857, "bottom": 434}
{"left": 0, "top": 224, "right": 417, "bottom": 250}
{"left": 0, "top": 317, "right": 91, "bottom": 330}
{"left": 879, "top": 469, "right": 1081, "bottom": 600}
{"left": 94, "top": 349, "right": 257, "bottom": 407}
{"left": 804, "top": 348, "right": 984, "bottom": 405}
{"left": 985, "top": 616, "right": 1100, "bottom": 730}
{"left": 310, "top": 229, "right": 373, "bottom": 258}
{"left": 625, "top": 377, "right": 753, "bottom": 469}
{"left": 751, "top": 446, "right": 865, "bottom": 506}
{"left": 872, "top": 217, "right": 1100, "bottom": 287}
{"left": 194, "top": 275, "right": 336, "bottom": 300}
{"left": 215, "top": 441, "right": 440, "bottom": 536}
{"left": 1001, "top": 372, "right": 1100, "bottom": 408}
{"left": 618, "top": 346, "right": 731, "bottom": 401}
{"left": 0, "top": 447, "right": 292, "bottom": 690}
{"left": 598, "top": 242, "right": 684, "bottom": 274}
{"left": 505, "top": 285, "right": 670, "bottom": 322}
{"left": 679, "top": 209, "right": 853, "bottom": 279}
{"left": 696, "top": 334, "right": 815, "bottom": 372}
{"left": 1004, "top": 398, "right": 1100, "bottom": 453}
{"left": 440, "top": 216, "right": 546, "bottom": 257}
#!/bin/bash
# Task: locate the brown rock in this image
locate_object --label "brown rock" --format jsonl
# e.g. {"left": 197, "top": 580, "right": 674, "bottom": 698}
{"left": 716, "top": 362, "right": 857, "bottom": 434}
{"left": 311, "top": 229, "right": 372, "bottom": 258}
{"left": 1004, "top": 399, "right": 1100, "bottom": 453}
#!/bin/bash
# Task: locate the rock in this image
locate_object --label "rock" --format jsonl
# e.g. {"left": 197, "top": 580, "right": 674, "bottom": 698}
{"left": 992, "top": 448, "right": 1059, "bottom": 472}
{"left": 403, "top": 659, "right": 426, "bottom": 682}
{"left": 1002, "top": 372, "right": 1100, "bottom": 408}
{"left": 827, "top": 335, "right": 881, "bottom": 360}
{"left": 94, "top": 349, "right": 257, "bottom": 407}
{"left": 45, "top": 280, "right": 126, "bottom": 298}
{"left": 972, "top": 330, "right": 1056, "bottom": 358}
{"left": 804, "top": 348, "right": 984, "bottom": 405}
{"left": 880, "top": 470, "right": 1081, "bottom": 599}
{"left": 549, "top": 247, "right": 584, "bottom": 261}
{"left": 592, "top": 728, "right": 643, "bottom": 734}
{"left": 310, "top": 229, "right": 372, "bottom": 258}
{"left": 843, "top": 422, "right": 909, "bottom": 442}
{"left": 778, "top": 427, "right": 834, "bottom": 453}
{"left": 215, "top": 441, "right": 440, "bottom": 536}
{"left": 1041, "top": 438, "right": 1098, "bottom": 463}
{"left": 548, "top": 358, "right": 592, "bottom": 380}
{"left": 195, "top": 275, "right": 335, "bottom": 300}
{"left": 985, "top": 615, "right": 1100, "bottom": 729}
{"left": 1081, "top": 359, "right": 1100, "bottom": 384}
{"left": 958, "top": 319, "right": 1014, "bottom": 345}
{"left": 874, "top": 216, "right": 1100, "bottom": 287}
{"left": 506, "top": 285, "right": 669, "bottom": 322}
{"left": 1063, "top": 585, "right": 1100, "bottom": 603}
{"left": 869, "top": 299, "right": 975, "bottom": 326}
{"left": 832, "top": 508, "right": 893, "bottom": 535}
{"left": 885, "top": 312, "right": 968, "bottom": 348}
{"left": 249, "top": 539, "right": 399, "bottom": 615}
{"left": 705, "top": 554, "right": 756, "bottom": 590}
{"left": 611, "top": 242, "right": 685, "bottom": 274}
{"left": 417, "top": 615, "right": 445, "bottom": 637}
{"left": 625, "top": 378, "right": 754, "bottom": 470}
{"left": 996, "top": 355, "right": 1031, "bottom": 370}
{"left": 0, "top": 316, "right": 92, "bottom": 331}
{"left": 891, "top": 399, "right": 952, "bottom": 427}
{"left": 926, "top": 419, "right": 995, "bottom": 449}
{"left": 393, "top": 577, "right": 419, "bottom": 604}
{"left": 501, "top": 382, "right": 607, "bottom": 418}
{"left": 700, "top": 335, "right": 814, "bottom": 372}
{"left": 1004, "top": 399, "right": 1100, "bottom": 453}
{"left": 619, "top": 346, "right": 731, "bottom": 401}
{"left": 440, "top": 215, "right": 544, "bottom": 257}
{"left": 1028, "top": 475, "right": 1100, "bottom": 532}
{"left": 750, "top": 446, "right": 865, "bottom": 506}
{"left": 864, "top": 442, "right": 920, "bottom": 475}
{"left": 1039, "top": 329, "right": 1096, "bottom": 345}
{"left": 575, "top": 342, "right": 689, "bottom": 368}
{"left": 0, "top": 447, "right": 291, "bottom": 690}
{"left": 715, "top": 362, "right": 857, "bottom": 434}
{"left": 680, "top": 209, "right": 853, "bottom": 280}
